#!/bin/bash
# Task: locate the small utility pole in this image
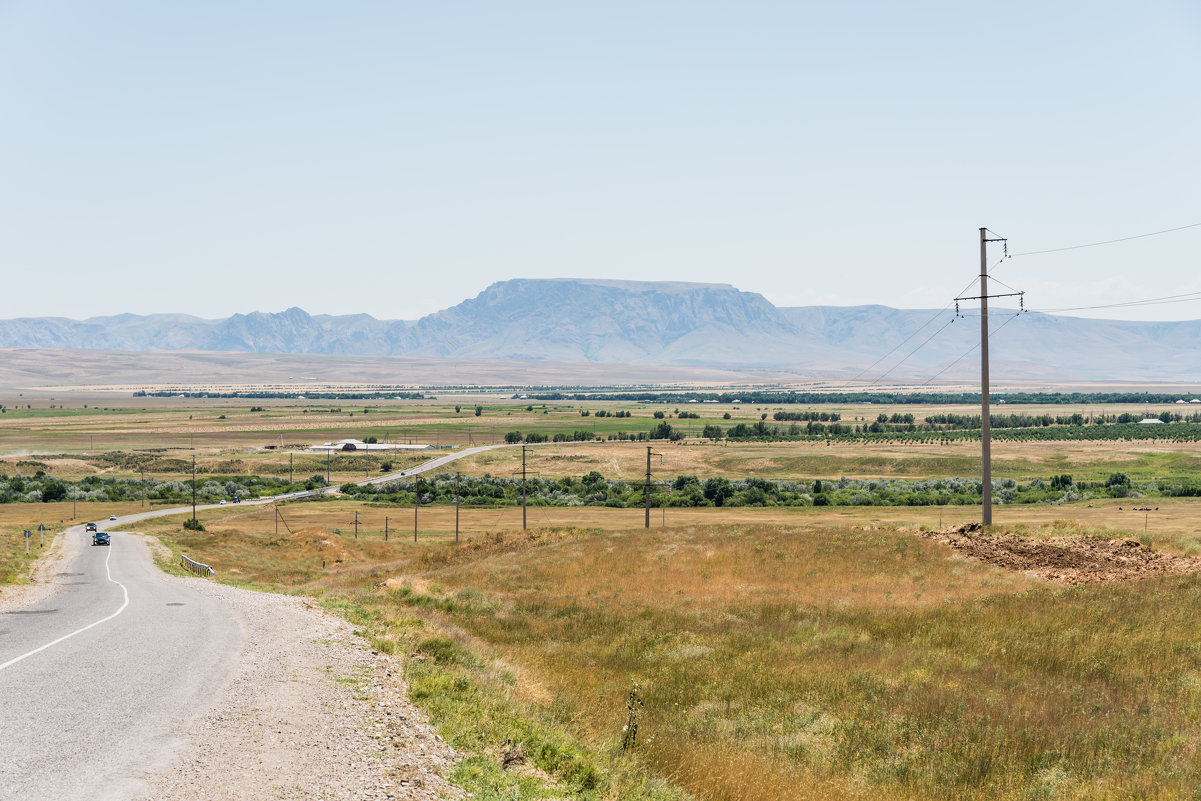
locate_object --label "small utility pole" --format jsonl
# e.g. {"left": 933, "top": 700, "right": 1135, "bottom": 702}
{"left": 385, "top": 516, "right": 389, "bottom": 542}
{"left": 413, "top": 485, "right": 419, "bottom": 542}
{"left": 644, "top": 447, "right": 662, "bottom": 528}
{"left": 191, "top": 454, "right": 197, "bottom": 523}
{"left": 289, "top": 452, "right": 293, "bottom": 484}
{"left": 645, "top": 447, "right": 653, "bottom": 528}
{"left": 521, "top": 446, "right": 528, "bottom": 530}
{"left": 455, "top": 472, "right": 461, "bottom": 543}
{"left": 140, "top": 468, "right": 145, "bottom": 508}
{"left": 326, "top": 449, "right": 331, "bottom": 484}
{"left": 365, "top": 445, "right": 369, "bottom": 478}
{"left": 353, "top": 510, "right": 359, "bottom": 539}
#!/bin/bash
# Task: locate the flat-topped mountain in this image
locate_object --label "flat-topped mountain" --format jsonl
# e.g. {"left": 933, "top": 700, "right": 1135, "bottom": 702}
{"left": 1, "top": 279, "right": 1198, "bottom": 380}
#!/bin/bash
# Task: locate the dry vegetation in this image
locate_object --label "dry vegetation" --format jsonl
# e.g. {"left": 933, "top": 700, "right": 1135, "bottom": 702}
{"left": 121, "top": 497, "right": 1201, "bottom": 801}
{"left": 8, "top": 387, "right": 1201, "bottom": 799}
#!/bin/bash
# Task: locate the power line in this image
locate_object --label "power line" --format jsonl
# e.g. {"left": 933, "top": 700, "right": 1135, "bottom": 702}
{"left": 1033, "top": 289, "right": 1201, "bottom": 314}
{"left": 920, "top": 312, "right": 1024, "bottom": 386}
{"left": 847, "top": 276, "right": 979, "bottom": 386}
{"left": 865, "top": 316, "right": 959, "bottom": 388}
{"left": 1010, "top": 222, "right": 1201, "bottom": 257}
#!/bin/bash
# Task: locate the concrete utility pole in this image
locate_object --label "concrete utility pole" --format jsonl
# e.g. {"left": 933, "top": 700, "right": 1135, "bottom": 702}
{"left": 979, "top": 227, "right": 992, "bottom": 525}
{"left": 958, "top": 229, "right": 1021, "bottom": 527}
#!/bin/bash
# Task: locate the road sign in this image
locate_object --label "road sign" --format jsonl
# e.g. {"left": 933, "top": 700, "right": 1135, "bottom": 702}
{"left": 24, "top": 530, "right": 32, "bottom": 538}
{"left": 37, "top": 523, "right": 45, "bottom": 531}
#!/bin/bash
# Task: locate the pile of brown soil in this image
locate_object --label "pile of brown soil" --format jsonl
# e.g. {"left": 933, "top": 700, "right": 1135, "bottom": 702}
{"left": 919, "top": 523, "right": 1201, "bottom": 585}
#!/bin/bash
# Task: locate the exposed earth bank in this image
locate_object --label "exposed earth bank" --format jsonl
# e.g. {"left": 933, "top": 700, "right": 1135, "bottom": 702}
{"left": 920, "top": 523, "right": 1201, "bottom": 585}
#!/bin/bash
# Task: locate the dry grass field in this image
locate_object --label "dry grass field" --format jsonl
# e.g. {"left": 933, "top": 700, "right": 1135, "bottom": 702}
{"left": 120, "top": 498, "right": 1201, "bottom": 801}
{"left": 6, "top": 382, "right": 1201, "bottom": 800}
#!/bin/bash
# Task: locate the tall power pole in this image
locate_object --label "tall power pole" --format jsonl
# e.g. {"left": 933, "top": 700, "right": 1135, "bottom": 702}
{"left": 455, "top": 472, "right": 461, "bottom": 543}
{"left": 979, "top": 227, "right": 992, "bottom": 525}
{"left": 521, "top": 446, "right": 528, "bottom": 530}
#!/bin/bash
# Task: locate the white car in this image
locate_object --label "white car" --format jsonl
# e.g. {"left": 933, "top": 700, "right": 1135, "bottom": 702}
{"left": 219, "top": 500, "right": 226, "bottom": 505}
{"left": 109, "top": 515, "right": 117, "bottom": 521}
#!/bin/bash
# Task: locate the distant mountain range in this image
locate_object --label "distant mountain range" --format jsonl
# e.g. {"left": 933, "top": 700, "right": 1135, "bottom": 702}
{"left": 2, "top": 278, "right": 1198, "bottom": 381}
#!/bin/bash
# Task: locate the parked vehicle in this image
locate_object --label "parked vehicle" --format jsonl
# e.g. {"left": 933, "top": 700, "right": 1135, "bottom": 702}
{"left": 92, "top": 531, "right": 110, "bottom": 546}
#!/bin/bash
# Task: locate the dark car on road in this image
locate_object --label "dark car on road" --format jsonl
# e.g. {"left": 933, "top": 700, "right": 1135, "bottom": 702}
{"left": 92, "top": 531, "right": 110, "bottom": 546}
{"left": 85, "top": 522, "right": 97, "bottom": 532}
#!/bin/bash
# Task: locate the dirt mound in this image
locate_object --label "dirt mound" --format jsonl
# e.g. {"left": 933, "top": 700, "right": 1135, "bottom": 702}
{"left": 288, "top": 527, "right": 351, "bottom": 563}
{"left": 919, "top": 523, "right": 1201, "bottom": 585}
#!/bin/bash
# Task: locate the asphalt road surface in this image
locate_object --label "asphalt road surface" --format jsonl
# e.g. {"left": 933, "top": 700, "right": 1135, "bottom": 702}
{"left": 0, "top": 528, "right": 241, "bottom": 801}
{"left": 0, "top": 443, "right": 509, "bottom": 799}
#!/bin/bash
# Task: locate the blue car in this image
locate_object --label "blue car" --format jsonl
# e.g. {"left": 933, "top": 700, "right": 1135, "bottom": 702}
{"left": 92, "top": 531, "right": 110, "bottom": 546}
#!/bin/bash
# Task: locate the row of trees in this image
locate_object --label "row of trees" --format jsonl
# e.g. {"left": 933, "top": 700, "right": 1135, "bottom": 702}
{"left": 338, "top": 471, "right": 1200, "bottom": 509}
{"left": 0, "top": 472, "right": 323, "bottom": 505}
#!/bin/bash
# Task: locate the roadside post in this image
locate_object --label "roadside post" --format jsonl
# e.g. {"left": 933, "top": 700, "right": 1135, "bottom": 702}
{"left": 24, "top": 530, "right": 31, "bottom": 555}
{"left": 38, "top": 523, "right": 45, "bottom": 548}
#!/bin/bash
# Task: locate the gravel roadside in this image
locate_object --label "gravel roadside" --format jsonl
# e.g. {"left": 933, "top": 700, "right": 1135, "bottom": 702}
{"left": 142, "top": 575, "right": 464, "bottom": 801}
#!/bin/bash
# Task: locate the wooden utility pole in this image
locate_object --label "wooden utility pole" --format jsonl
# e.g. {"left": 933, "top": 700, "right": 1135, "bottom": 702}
{"left": 289, "top": 451, "right": 293, "bottom": 484}
{"left": 385, "top": 516, "right": 389, "bottom": 542}
{"left": 455, "top": 472, "right": 461, "bottom": 543}
{"left": 191, "top": 454, "right": 197, "bottom": 522}
{"left": 353, "top": 510, "right": 359, "bottom": 539}
{"left": 521, "top": 446, "right": 528, "bottom": 530}
{"left": 414, "top": 485, "right": 419, "bottom": 542}
{"left": 979, "top": 227, "right": 992, "bottom": 526}
{"left": 645, "top": 447, "right": 653, "bottom": 528}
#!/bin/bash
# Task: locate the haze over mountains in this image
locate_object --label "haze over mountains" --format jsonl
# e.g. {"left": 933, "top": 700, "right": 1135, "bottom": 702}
{"left": 2, "top": 279, "right": 1198, "bottom": 381}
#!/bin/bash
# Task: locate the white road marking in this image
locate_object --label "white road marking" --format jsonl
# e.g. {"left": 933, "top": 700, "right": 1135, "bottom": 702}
{"left": 0, "top": 540, "right": 131, "bottom": 673}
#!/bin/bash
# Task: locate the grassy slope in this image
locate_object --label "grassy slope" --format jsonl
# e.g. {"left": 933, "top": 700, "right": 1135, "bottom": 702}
{"left": 129, "top": 502, "right": 1201, "bottom": 801}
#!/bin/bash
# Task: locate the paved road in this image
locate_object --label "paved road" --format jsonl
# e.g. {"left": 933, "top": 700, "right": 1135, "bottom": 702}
{"left": 0, "top": 529, "right": 241, "bottom": 801}
{"left": 0, "top": 443, "right": 509, "bottom": 799}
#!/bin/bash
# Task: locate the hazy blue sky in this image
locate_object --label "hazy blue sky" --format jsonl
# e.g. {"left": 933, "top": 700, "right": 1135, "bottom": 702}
{"left": 2, "top": 1, "right": 1198, "bottom": 321}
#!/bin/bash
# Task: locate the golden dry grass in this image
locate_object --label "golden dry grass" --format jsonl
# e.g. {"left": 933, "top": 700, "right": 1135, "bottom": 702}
{"left": 125, "top": 495, "right": 1201, "bottom": 800}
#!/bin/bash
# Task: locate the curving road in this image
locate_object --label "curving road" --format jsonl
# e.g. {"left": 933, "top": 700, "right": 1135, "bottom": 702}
{"left": 0, "top": 443, "right": 510, "bottom": 799}
{"left": 0, "top": 529, "right": 241, "bottom": 800}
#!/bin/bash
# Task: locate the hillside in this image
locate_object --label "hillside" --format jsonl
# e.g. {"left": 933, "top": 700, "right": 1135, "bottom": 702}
{"left": 1, "top": 279, "right": 1198, "bottom": 381}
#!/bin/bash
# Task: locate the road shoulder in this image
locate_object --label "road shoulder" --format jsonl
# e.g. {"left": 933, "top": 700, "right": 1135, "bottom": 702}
{"left": 0, "top": 527, "right": 81, "bottom": 614}
{"left": 143, "top": 576, "right": 462, "bottom": 801}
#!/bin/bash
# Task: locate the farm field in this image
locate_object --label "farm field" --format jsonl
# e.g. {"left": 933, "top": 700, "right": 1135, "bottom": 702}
{"left": 115, "top": 497, "right": 1201, "bottom": 801}
{"left": 5, "top": 387, "right": 1201, "bottom": 799}
{"left": 3, "top": 393, "right": 1201, "bottom": 484}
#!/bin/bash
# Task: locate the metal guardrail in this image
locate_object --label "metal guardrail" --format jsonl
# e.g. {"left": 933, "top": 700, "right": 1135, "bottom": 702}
{"left": 180, "top": 554, "right": 215, "bottom": 577}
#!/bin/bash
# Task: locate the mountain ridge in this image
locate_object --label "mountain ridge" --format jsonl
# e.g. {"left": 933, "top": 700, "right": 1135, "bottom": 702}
{"left": 1, "top": 279, "right": 1197, "bottom": 381}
